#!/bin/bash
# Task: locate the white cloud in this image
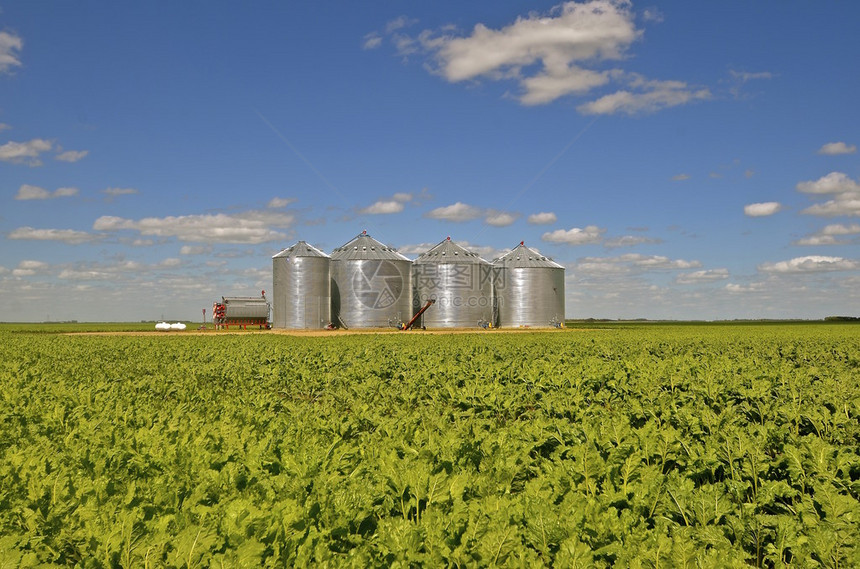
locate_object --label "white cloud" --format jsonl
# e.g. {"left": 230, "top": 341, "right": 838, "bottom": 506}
{"left": 360, "top": 200, "right": 405, "bottom": 215}
{"left": 578, "top": 77, "right": 710, "bottom": 115}
{"left": 359, "top": 192, "right": 414, "bottom": 215}
{"left": 675, "top": 268, "right": 729, "bottom": 285}
{"left": 671, "top": 173, "right": 690, "bottom": 181}
{"left": 13, "top": 184, "right": 78, "bottom": 200}
{"left": 793, "top": 223, "right": 860, "bottom": 246}
{"left": 425, "top": 202, "right": 484, "bottom": 222}
{"left": 12, "top": 260, "right": 49, "bottom": 277}
{"left": 53, "top": 187, "right": 79, "bottom": 197}
{"left": 759, "top": 255, "right": 860, "bottom": 274}
{"left": 541, "top": 225, "right": 605, "bottom": 245}
{"left": 793, "top": 235, "right": 843, "bottom": 246}
{"left": 796, "top": 172, "right": 860, "bottom": 195}
{"left": 14, "top": 184, "right": 50, "bottom": 200}
{"left": 410, "top": 0, "right": 648, "bottom": 107}
{"left": 0, "top": 138, "right": 53, "bottom": 165}
{"left": 0, "top": 30, "right": 23, "bottom": 74}
{"left": 817, "top": 142, "right": 856, "bottom": 155}
{"left": 8, "top": 226, "right": 100, "bottom": 245}
{"left": 55, "top": 150, "right": 89, "bottom": 163}
{"left": 603, "top": 235, "right": 661, "bottom": 248}
{"left": 573, "top": 253, "right": 700, "bottom": 275}
{"left": 363, "top": 33, "right": 382, "bottom": 50}
{"left": 527, "top": 212, "right": 557, "bottom": 225}
{"left": 180, "top": 245, "right": 212, "bottom": 255}
{"left": 103, "top": 187, "right": 139, "bottom": 197}
{"left": 484, "top": 211, "right": 518, "bottom": 227}
{"left": 744, "top": 201, "right": 782, "bottom": 217}
{"left": 729, "top": 70, "right": 774, "bottom": 82}
{"left": 93, "top": 210, "right": 295, "bottom": 244}
{"left": 0, "top": 123, "right": 11, "bottom": 131}
{"left": 724, "top": 282, "right": 765, "bottom": 294}
{"left": 797, "top": 172, "right": 860, "bottom": 217}
{"left": 267, "top": 197, "right": 295, "bottom": 209}
{"left": 642, "top": 8, "right": 664, "bottom": 23}
{"left": 56, "top": 258, "right": 185, "bottom": 281}
{"left": 821, "top": 223, "right": 860, "bottom": 236}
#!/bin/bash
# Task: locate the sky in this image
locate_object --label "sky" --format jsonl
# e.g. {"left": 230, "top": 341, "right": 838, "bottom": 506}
{"left": 1, "top": 1, "right": 859, "bottom": 321}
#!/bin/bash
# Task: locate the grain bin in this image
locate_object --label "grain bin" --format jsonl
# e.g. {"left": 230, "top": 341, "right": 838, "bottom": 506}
{"left": 272, "top": 241, "right": 331, "bottom": 329}
{"left": 493, "top": 242, "right": 565, "bottom": 327}
{"left": 330, "top": 231, "right": 412, "bottom": 328}
{"left": 413, "top": 237, "right": 493, "bottom": 328}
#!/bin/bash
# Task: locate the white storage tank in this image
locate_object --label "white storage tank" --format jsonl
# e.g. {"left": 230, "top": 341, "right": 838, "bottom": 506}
{"left": 330, "top": 231, "right": 412, "bottom": 328}
{"left": 493, "top": 242, "right": 565, "bottom": 327}
{"left": 413, "top": 237, "right": 493, "bottom": 328}
{"left": 272, "top": 241, "right": 331, "bottom": 329}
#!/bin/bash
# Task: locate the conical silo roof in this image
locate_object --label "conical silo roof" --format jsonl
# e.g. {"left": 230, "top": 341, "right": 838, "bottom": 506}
{"left": 414, "top": 237, "right": 490, "bottom": 265}
{"left": 331, "top": 231, "right": 410, "bottom": 261}
{"left": 493, "top": 242, "right": 563, "bottom": 269}
{"left": 272, "top": 240, "right": 330, "bottom": 259}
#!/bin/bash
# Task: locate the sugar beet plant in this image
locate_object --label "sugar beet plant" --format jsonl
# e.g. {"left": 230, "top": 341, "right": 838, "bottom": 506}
{"left": 1, "top": 325, "right": 858, "bottom": 567}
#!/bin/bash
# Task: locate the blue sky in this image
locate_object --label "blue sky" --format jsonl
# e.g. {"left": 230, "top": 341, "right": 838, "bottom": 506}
{"left": 1, "top": 1, "right": 858, "bottom": 321}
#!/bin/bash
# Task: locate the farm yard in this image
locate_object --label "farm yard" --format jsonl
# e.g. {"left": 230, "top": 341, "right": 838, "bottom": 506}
{"left": 1, "top": 323, "right": 858, "bottom": 567}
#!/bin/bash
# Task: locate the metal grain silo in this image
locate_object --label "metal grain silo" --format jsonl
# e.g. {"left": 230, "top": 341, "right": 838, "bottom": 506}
{"left": 493, "top": 242, "right": 565, "bottom": 327}
{"left": 413, "top": 237, "right": 493, "bottom": 328}
{"left": 272, "top": 241, "right": 331, "bottom": 329}
{"left": 330, "top": 231, "right": 412, "bottom": 328}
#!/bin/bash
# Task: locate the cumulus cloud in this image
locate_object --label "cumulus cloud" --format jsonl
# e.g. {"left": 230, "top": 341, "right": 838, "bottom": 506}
{"left": 671, "top": 173, "right": 690, "bottom": 181}
{"left": 725, "top": 282, "right": 765, "bottom": 294}
{"left": 759, "top": 255, "right": 860, "bottom": 273}
{"left": 395, "top": 0, "right": 706, "bottom": 112}
{"left": 796, "top": 172, "right": 860, "bottom": 195}
{"left": 603, "top": 235, "right": 662, "bottom": 248}
{"left": 0, "top": 138, "right": 53, "bottom": 165}
{"left": 820, "top": 223, "right": 860, "bottom": 236}
{"left": 425, "top": 202, "right": 484, "bottom": 222}
{"left": 8, "top": 226, "right": 100, "bottom": 245}
{"left": 573, "top": 253, "right": 700, "bottom": 276}
{"left": 93, "top": 210, "right": 295, "bottom": 244}
{"left": 359, "top": 192, "right": 414, "bottom": 215}
{"left": 360, "top": 200, "right": 405, "bottom": 215}
{"left": 729, "top": 70, "right": 773, "bottom": 82}
{"left": 527, "top": 212, "right": 557, "bottom": 225}
{"left": 267, "top": 197, "right": 295, "bottom": 209}
{"left": 484, "top": 211, "right": 518, "bottom": 227}
{"left": 817, "top": 142, "right": 856, "bottom": 155}
{"left": 363, "top": 33, "right": 382, "bottom": 50}
{"left": 793, "top": 223, "right": 860, "bottom": 246}
{"left": 675, "top": 268, "right": 729, "bottom": 285}
{"left": 797, "top": 172, "right": 860, "bottom": 217}
{"left": 744, "top": 201, "right": 782, "bottom": 217}
{"left": 55, "top": 150, "right": 89, "bottom": 163}
{"left": 793, "top": 235, "right": 842, "bottom": 246}
{"left": 12, "top": 260, "right": 49, "bottom": 277}
{"left": 57, "top": 258, "right": 186, "bottom": 281}
{"left": 541, "top": 225, "right": 605, "bottom": 245}
{"left": 14, "top": 184, "right": 78, "bottom": 200}
{"left": 180, "top": 245, "right": 212, "bottom": 255}
{"left": 0, "top": 30, "right": 23, "bottom": 74}
{"left": 578, "top": 77, "right": 710, "bottom": 115}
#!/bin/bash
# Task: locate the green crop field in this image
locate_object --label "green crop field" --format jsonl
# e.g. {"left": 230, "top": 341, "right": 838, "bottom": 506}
{"left": 1, "top": 324, "right": 858, "bottom": 567}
